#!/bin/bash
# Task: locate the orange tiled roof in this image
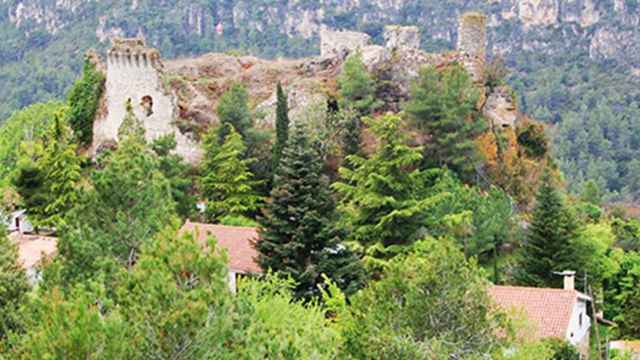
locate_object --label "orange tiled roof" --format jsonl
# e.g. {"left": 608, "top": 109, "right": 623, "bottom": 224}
{"left": 180, "top": 221, "right": 261, "bottom": 274}
{"left": 489, "top": 285, "right": 583, "bottom": 340}
{"left": 9, "top": 232, "right": 57, "bottom": 270}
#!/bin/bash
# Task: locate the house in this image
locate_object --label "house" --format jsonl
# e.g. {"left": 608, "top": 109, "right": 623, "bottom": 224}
{"left": 489, "top": 272, "right": 592, "bottom": 356}
{"left": 609, "top": 341, "right": 640, "bottom": 359}
{"left": 180, "top": 221, "right": 261, "bottom": 292}
{"left": 9, "top": 232, "right": 57, "bottom": 282}
{"left": 4, "top": 210, "right": 34, "bottom": 234}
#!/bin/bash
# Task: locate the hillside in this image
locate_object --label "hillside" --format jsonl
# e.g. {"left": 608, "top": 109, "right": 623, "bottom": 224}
{"left": 2, "top": 0, "right": 640, "bottom": 200}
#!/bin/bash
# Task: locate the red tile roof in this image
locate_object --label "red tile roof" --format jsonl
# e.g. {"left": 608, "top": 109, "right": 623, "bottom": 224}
{"left": 9, "top": 232, "right": 57, "bottom": 270}
{"left": 180, "top": 221, "right": 261, "bottom": 274}
{"left": 489, "top": 285, "right": 583, "bottom": 340}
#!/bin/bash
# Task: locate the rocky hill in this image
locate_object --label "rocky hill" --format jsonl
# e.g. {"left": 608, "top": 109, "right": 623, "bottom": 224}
{"left": 2, "top": 0, "right": 640, "bottom": 200}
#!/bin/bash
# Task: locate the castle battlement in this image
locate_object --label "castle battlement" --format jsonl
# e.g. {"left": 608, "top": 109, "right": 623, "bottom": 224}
{"left": 107, "top": 37, "right": 162, "bottom": 68}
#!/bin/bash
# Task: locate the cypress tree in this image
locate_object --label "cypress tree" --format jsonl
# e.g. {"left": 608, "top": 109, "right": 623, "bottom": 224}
{"left": 200, "top": 124, "right": 262, "bottom": 223}
{"left": 516, "top": 170, "right": 579, "bottom": 288}
{"left": 272, "top": 82, "right": 289, "bottom": 171}
{"left": 257, "top": 124, "right": 365, "bottom": 300}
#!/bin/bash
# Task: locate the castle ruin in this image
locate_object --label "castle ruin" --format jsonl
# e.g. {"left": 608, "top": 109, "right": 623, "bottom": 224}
{"left": 93, "top": 12, "right": 514, "bottom": 163}
{"left": 92, "top": 37, "right": 201, "bottom": 162}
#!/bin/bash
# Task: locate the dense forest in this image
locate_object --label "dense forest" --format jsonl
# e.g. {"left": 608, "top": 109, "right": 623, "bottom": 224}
{"left": 2, "top": 0, "right": 640, "bottom": 200}
{"left": 0, "top": 36, "right": 639, "bottom": 357}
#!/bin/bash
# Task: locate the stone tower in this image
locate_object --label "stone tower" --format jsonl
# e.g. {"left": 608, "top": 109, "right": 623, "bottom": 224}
{"left": 92, "top": 37, "right": 201, "bottom": 162}
{"left": 457, "top": 12, "right": 487, "bottom": 83}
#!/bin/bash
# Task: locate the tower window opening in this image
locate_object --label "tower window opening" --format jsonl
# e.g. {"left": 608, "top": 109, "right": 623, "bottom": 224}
{"left": 141, "top": 95, "right": 154, "bottom": 117}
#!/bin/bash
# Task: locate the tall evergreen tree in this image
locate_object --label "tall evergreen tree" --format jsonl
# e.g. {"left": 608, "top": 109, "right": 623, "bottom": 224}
{"left": 332, "top": 114, "right": 447, "bottom": 272}
{"left": 404, "top": 64, "right": 486, "bottom": 181}
{"left": 257, "top": 124, "right": 365, "bottom": 300}
{"left": 67, "top": 56, "right": 105, "bottom": 146}
{"left": 0, "top": 230, "right": 30, "bottom": 344}
{"left": 272, "top": 82, "right": 289, "bottom": 171}
{"left": 216, "top": 83, "right": 252, "bottom": 144}
{"left": 201, "top": 124, "right": 262, "bottom": 223}
{"left": 516, "top": 170, "right": 580, "bottom": 288}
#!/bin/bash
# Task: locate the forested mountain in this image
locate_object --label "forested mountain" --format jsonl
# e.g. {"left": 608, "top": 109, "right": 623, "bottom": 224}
{"left": 1, "top": 0, "right": 640, "bottom": 200}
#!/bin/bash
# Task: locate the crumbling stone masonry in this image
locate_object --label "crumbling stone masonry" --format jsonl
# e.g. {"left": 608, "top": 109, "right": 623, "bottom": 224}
{"left": 92, "top": 37, "right": 201, "bottom": 162}
{"left": 383, "top": 25, "right": 420, "bottom": 51}
{"left": 320, "top": 28, "right": 371, "bottom": 58}
{"left": 457, "top": 12, "right": 487, "bottom": 83}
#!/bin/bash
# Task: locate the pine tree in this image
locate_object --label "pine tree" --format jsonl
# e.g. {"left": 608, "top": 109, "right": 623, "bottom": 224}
{"left": 0, "top": 230, "right": 30, "bottom": 343}
{"left": 257, "top": 124, "right": 365, "bottom": 300}
{"left": 516, "top": 170, "right": 580, "bottom": 288}
{"left": 333, "top": 114, "right": 445, "bottom": 250}
{"left": 201, "top": 124, "right": 263, "bottom": 223}
{"left": 67, "top": 56, "right": 105, "bottom": 146}
{"left": 272, "top": 82, "right": 289, "bottom": 171}
{"left": 216, "top": 83, "right": 252, "bottom": 144}
{"left": 404, "top": 64, "right": 486, "bottom": 181}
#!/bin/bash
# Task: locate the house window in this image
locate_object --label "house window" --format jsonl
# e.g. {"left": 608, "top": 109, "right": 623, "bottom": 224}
{"left": 579, "top": 313, "right": 583, "bottom": 327}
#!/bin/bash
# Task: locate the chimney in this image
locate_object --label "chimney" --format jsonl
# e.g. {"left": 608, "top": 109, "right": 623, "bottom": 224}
{"left": 561, "top": 270, "right": 576, "bottom": 291}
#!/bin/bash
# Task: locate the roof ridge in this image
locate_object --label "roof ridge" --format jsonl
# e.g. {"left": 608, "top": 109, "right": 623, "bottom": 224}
{"left": 183, "top": 222, "right": 258, "bottom": 231}
{"left": 491, "top": 285, "right": 576, "bottom": 293}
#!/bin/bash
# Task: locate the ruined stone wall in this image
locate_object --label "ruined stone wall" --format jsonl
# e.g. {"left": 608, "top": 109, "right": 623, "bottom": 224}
{"left": 320, "top": 28, "right": 371, "bottom": 58}
{"left": 383, "top": 25, "right": 420, "bottom": 50}
{"left": 457, "top": 12, "right": 486, "bottom": 83}
{"left": 93, "top": 38, "right": 201, "bottom": 162}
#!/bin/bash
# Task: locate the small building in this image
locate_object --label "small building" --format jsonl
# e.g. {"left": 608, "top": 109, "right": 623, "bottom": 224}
{"left": 9, "top": 232, "right": 57, "bottom": 282}
{"left": 4, "top": 210, "right": 34, "bottom": 234}
{"left": 609, "top": 341, "right": 640, "bottom": 359}
{"left": 180, "top": 221, "right": 261, "bottom": 292}
{"left": 489, "top": 272, "right": 592, "bottom": 356}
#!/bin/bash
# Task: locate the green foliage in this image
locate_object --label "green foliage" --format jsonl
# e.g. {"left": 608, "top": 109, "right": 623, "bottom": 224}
{"left": 426, "top": 172, "right": 515, "bottom": 262}
{"left": 337, "top": 51, "right": 378, "bottom": 115}
{"left": 56, "top": 128, "right": 177, "bottom": 285}
{"left": 257, "top": 124, "right": 365, "bottom": 300}
{"left": 118, "top": 99, "right": 146, "bottom": 141}
{"left": 67, "top": 57, "right": 104, "bottom": 146}
{"left": 540, "top": 338, "right": 581, "bottom": 360}
{"left": 404, "top": 64, "right": 486, "bottom": 181}
{"left": 151, "top": 134, "right": 197, "bottom": 219}
{"left": 516, "top": 120, "right": 548, "bottom": 159}
{"left": 612, "top": 217, "right": 640, "bottom": 252}
{"left": 272, "top": 82, "right": 289, "bottom": 171}
{"left": 12, "top": 113, "right": 82, "bottom": 228}
{"left": 200, "top": 124, "right": 263, "bottom": 222}
{"left": 10, "top": 229, "right": 340, "bottom": 359}
{"left": 216, "top": 83, "right": 252, "bottom": 143}
{"left": 604, "top": 251, "right": 640, "bottom": 338}
{"left": 333, "top": 114, "right": 448, "bottom": 272}
{"left": 333, "top": 238, "right": 510, "bottom": 359}
{"left": 570, "top": 223, "right": 621, "bottom": 291}
{"left": 0, "top": 230, "right": 30, "bottom": 346}
{"left": 0, "top": 102, "right": 66, "bottom": 186}
{"left": 516, "top": 170, "right": 580, "bottom": 288}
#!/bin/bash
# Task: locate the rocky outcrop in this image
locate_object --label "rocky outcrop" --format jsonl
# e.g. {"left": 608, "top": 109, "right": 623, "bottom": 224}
{"left": 483, "top": 86, "right": 519, "bottom": 129}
